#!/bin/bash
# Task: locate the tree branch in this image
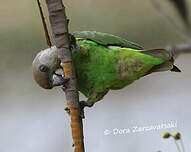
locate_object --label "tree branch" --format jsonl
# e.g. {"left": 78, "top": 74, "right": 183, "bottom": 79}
{"left": 45, "top": 0, "right": 85, "bottom": 152}
{"left": 166, "top": 43, "right": 191, "bottom": 57}
{"left": 150, "top": 0, "right": 191, "bottom": 57}
{"left": 151, "top": 0, "right": 191, "bottom": 41}
{"left": 37, "top": 0, "right": 52, "bottom": 47}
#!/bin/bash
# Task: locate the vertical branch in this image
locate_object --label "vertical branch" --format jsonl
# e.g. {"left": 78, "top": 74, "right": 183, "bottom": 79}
{"left": 45, "top": 0, "right": 85, "bottom": 152}
{"left": 37, "top": 0, "right": 52, "bottom": 47}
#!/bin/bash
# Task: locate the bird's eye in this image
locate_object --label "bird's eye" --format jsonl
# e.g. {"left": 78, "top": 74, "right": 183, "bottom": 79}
{"left": 39, "top": 65, "right": 49, "bottom": 72}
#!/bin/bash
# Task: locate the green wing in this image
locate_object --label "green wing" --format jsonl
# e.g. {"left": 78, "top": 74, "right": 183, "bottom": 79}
{"left": 73, "top": 31, "right": 143, "bottom": 50}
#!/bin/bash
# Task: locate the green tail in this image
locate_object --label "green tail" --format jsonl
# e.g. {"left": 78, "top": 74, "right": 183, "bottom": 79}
{"left": 141, "top": 49, "right": 181, "bottom": 74}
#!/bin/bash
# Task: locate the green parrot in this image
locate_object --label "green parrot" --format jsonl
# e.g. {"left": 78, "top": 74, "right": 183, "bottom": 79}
{"left": 32, "top": 31, "right": 181, "bottom": 108}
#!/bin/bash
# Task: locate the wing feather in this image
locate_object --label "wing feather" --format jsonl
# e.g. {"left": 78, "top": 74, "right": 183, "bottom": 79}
{"left": 73, "top": 31, "right": 143, "bottom": 50}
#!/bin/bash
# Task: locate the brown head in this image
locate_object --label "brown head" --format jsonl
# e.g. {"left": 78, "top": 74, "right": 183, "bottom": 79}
{"left": 32, "top": 46, "right": 60, "bottom": 89}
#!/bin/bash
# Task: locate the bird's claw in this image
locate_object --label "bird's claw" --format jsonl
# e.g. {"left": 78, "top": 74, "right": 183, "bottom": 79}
{"left": 79, "top": 100, "right": 94, "bottom": 108}
{"left": 69, "top": 34, "right": 77, "bottom": 49}
{"left": 79, "top": 100, "right": 94, "bottom": 119}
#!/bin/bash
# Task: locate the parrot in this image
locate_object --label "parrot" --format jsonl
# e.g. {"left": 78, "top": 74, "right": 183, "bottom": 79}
{"left": 32, "top": 31, "right": 181, "bottom": 108}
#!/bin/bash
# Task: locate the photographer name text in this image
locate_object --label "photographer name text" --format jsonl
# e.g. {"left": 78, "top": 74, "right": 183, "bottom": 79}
{"left": 104, "top": 121, "right": 177, "bottom": 136}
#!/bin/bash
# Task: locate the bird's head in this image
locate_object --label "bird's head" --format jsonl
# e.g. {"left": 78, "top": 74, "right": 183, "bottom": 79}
{"left": 32, "top": 46, "right": 60, "bottom": 89}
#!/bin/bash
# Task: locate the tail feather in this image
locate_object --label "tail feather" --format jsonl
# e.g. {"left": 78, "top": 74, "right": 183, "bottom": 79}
{"left": 141, "top": 49, "right": 173, "bottom": 61}
{"left": 142, "top": 49, "right": 181, "bottom": 74}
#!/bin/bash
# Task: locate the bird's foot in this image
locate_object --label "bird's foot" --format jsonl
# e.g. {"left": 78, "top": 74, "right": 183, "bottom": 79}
{"left": 79, "top": 100, "right": 94, "bottom": 108}
{"left": 69, "top": 34, "right": 76, "bottom": 48}
{"left": 79, "top": 100, "right": 94, "bottom": 119}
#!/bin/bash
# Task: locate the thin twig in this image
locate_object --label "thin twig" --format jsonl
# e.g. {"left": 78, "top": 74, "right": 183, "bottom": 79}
{"left": 166, "top": 42, "right": 191, "bottom": 57}
{"left": 174, "top": 140, "right": 182, "bottom": 152}
{"left": 37, "top": 0, "right": 52, "bottom": 47}
{"left": 151, "top": 0, "right": 191, "bottom": 41}
{"left": 180, "top": 139, "right": 185, "bottom": 152}
{"left": 150, "top": 0, "right": 191, "bottom": 57}
{"left": 45, "top": 0, "right": 85, "bottom": 152}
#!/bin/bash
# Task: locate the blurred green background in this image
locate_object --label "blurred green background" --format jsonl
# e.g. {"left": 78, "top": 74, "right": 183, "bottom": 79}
{"left": 0, "top": 0, "right": 191, "bottom": 152}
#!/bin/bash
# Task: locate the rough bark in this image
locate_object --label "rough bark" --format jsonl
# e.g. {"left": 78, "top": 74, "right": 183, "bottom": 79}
{"left": 45, "top": 0, "right": 85, "bottom": 152}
